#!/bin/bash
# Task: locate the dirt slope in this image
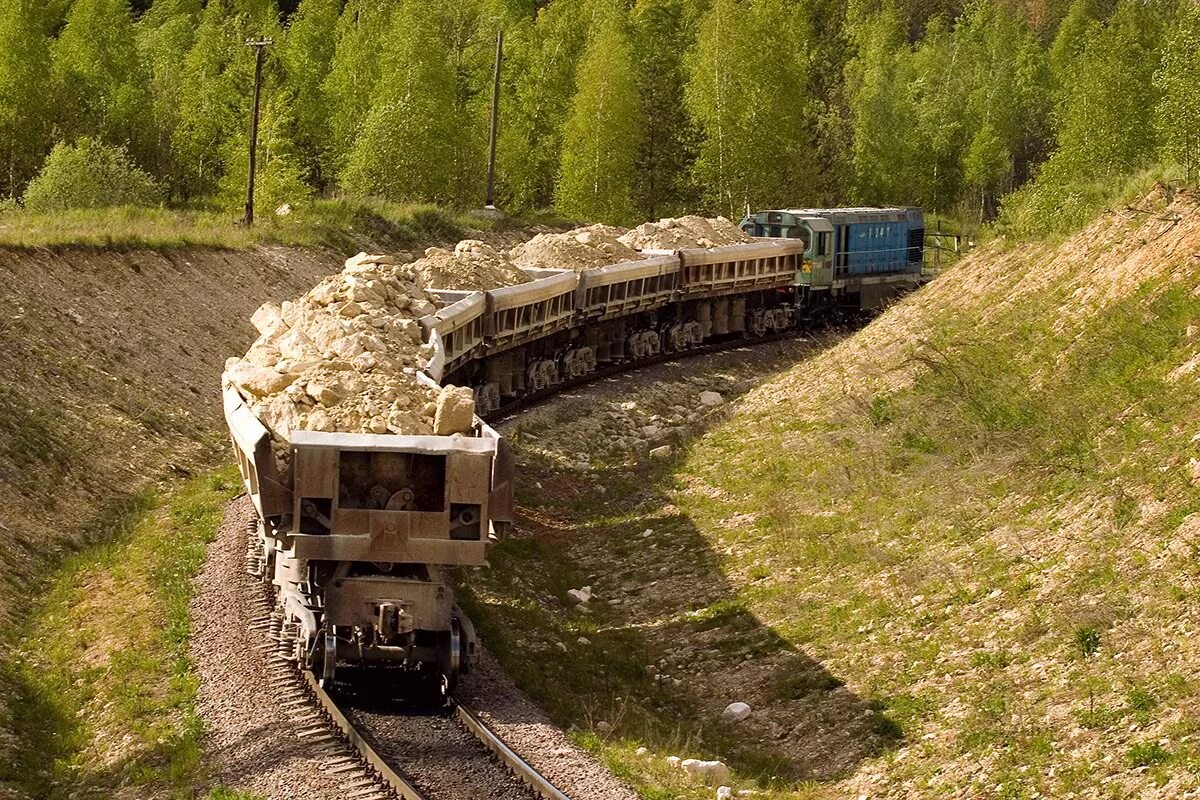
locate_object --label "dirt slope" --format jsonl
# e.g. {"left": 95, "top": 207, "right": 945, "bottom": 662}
{"left": 0, "top": 245, "right": 343, "bottom": 771}
{"left": 676, "top": 184, "right": 1200, "bottom": 797}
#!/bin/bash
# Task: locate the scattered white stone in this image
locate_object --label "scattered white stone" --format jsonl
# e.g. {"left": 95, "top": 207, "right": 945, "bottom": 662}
{"left": 717, "top": 787, "right": 733, "bottom": 800}
{"left": 641, "top": 528, "right": 654, "bottom": 538}
{"left": 665, "top": 756, "right": 681, "bottom": 768}
{"left": 722, "top": 702, "right": 752, "bottom": 723}
{"left": 698, "top": 391, "right": 723, "bottom": 406}
{"left": 555, "top": 641, "right": 568, "bottom": 653}
{"left": 567, "top": 586, "right": 593, "bottom": 605}
{"left": 596, "top": 721, "right": 612, "bottom": 734}
{"left": 577, "top": 636, "right": 591, "bottom": 646}
{"left": 682, "top": 759, "right": 731, "bottom": 785}
{"left": 635, "top": 746, "right": 649, "bottom": 756}
{"left": 649, "top": 444, "right": 672, "bottom": 458}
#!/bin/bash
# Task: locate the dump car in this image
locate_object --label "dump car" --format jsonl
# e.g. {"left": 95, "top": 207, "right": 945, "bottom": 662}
{"left": 224, "top": 378, "right": 514, "bottom": 692}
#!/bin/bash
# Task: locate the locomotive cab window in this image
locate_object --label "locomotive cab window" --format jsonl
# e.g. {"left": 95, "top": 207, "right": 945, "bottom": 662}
{"left": 817, "top": 232, "right": 829, "bottom": 256}
{"left": 785, "top": 226, "right": 811, "bottom": 250}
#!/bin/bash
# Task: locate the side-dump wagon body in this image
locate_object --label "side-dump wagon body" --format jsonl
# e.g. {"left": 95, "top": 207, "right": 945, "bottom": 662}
{"left": 223, "top": 382, "right": 514, "bottom": 687}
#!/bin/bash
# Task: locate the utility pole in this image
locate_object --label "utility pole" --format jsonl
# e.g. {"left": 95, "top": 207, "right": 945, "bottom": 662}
{"left": 244, "top": 38, "right": 273, "bottom": 227}
{"left": 484, "top": 30, "right": 503, "bottom": 211}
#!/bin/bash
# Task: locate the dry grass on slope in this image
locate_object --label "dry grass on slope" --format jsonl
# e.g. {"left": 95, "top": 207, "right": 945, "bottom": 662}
{"left": 675, "top": 184, "right": 1200, "bottom": 797}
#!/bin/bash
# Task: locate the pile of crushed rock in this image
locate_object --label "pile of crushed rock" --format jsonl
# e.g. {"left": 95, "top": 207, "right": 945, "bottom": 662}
{"left": 509, "top": 224, "right": 642, "bottom": 272}
{"left": 225, "top": 215, "right": 750, "bottom": 442}
{"left": 508, "top": 217, "right": 752, "bottom": 272}
{"left": 619, "top": 215, "right": 752, "bottom": 250}
{"left": 223, "top": 253, "right": 476, "bottom": 441}
{"left": 412, "top": 239, "right": 530, "bottom": 291}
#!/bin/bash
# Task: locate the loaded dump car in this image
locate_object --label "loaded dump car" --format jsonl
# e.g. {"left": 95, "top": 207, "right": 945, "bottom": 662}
{"left": 224, "top": 383, "right": 512, "bottom": 692}
{"left": 222, "top": 253, "right": 514, "bottom": 693}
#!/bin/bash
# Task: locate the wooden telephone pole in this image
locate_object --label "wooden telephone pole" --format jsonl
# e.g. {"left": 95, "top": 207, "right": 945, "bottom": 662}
{"left": 244, "top": 38, "right": 273, "bottom": 227}
{"left": 484, "top": 30, "right": 503, "bottom": 211}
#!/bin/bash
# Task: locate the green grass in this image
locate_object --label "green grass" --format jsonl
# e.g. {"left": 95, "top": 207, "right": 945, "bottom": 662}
{"left": 466, "top": 188, "right": 1200, "bottom": 797}
{"left": 0, "top": 198, "right": 563, "bottom": 251}
{"left": 0, "top": 466, "right": 243, "bottom": 799}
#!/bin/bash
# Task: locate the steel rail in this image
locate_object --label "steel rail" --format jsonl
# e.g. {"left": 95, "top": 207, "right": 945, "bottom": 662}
{"left": 453, "top": 702, "right": 572, "bottom": 800}
{"left": 303, "top": 671, "right": 430, "bottom": 800}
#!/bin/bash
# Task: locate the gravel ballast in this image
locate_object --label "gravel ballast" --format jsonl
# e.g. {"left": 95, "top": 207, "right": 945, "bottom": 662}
{"left": 458, "top": 655, "right": 641, "bottom": 800}
{"left": 191, "top": 496, "right": 372, "bottom": 799}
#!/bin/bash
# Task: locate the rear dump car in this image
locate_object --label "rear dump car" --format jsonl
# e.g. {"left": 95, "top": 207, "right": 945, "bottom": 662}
{"left": 224, "top": 377, "right": 514, "bottom": 693}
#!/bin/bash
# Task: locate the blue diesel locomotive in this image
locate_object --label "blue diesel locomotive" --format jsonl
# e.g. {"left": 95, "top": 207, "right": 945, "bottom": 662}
{"left": 741, "top": 207, "right": 925, "bottom": 311}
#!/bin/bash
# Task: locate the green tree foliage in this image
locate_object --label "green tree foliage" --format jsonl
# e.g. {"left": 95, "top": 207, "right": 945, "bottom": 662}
{"left": 23, "top": 138, "right": 161, "bottom": 212}
{"left": 1002, "top": 1, "right": 1170, "bottom": 233}
{"left": 341, "top": 0, "right": 459, "bottom": 203}
{"left": 956, "top": 1, "right": 1052, "bottom": 220}
{"left": 436, "top": 0, "right": 522, "bottom": 208}
{"left": 1154, "top": 3, "right": 1200, "bottom": 181}
{"left": 218, "top": 96, "right": 312, "bottom": 214}
{"left": 323, "top": 0, "right": 394, "bottom": 177}
{"left": 686, "top": 0, "right": 813, "bottom": 215}
{"left": 1052, "top": 1, "right": 1163, "bottom": 179}
{"left": 497, "top": 1, "right": 588, "bottom": 210}
{"left": 630, "top": 0, "right": 701, "bottom": 219}
{"left": 0, "top": 0, "right": 1191, "bottom": 225}
{"left": 282, "top": 0, "right": 341, "bottom": 190}
{"left": 52, "top": 0, "right": 153, "bottom": 166}
{"left": 844, "top": 2, "right": 918, "bottom": 206}
{"left": 173, "top": 0, "right": 282, "bottom": 199}
{"left": 0, "top": 0, "right": 53, "bottom": 198}
{"left": 555, "top": 2, "right": 642, "bottom": 223}
{"left": 137, "top": 0, "right": 202, "bottom": 187}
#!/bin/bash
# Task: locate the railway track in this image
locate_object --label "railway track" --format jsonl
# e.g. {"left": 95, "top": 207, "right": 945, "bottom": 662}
{"left": 245, "top": 518, "right": 571, "bottom": 800}
{"left": 481, "top": 325, "right": 818, "bottom": 423}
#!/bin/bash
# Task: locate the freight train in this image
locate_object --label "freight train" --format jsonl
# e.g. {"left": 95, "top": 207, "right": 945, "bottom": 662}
{"left": 223, "top": 207, "right": 926, "bottom": 694}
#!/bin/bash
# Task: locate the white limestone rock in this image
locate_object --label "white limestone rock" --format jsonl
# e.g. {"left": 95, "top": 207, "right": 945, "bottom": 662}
{"left": 433, "top": 385, "right": 476, "bottom": 435}
{"left": 567, "top": 586, "right": 593, "bottom": 605}
{"left": 722, "top": 702, "right": 752, "bottom": 723}
{"left": 227, "top": 359, "right": 296, "bottom": 398}
{"left": 682, "top": 759, "right": 731, "bottom": 786}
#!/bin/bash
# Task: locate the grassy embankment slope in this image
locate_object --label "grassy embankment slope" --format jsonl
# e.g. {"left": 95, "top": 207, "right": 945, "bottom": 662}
{"left": 681, "top": 183, "right": 1200, "bottom": 797}
{"left": 464, "top": 184, "right": 1200, "bottom": 798}
{"left": 0, "top": 204, "right": 514, "bottom": 798}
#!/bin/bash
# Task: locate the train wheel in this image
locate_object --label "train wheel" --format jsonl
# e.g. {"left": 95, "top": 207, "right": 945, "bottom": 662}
{"left": 440, "top": 616, "right": 463, "bottom": 698}
{"left": 319, "top": 628, "right": 337, "bottom": 690}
